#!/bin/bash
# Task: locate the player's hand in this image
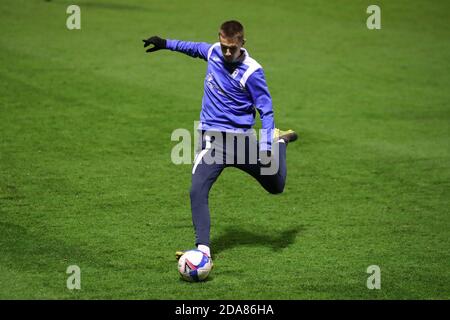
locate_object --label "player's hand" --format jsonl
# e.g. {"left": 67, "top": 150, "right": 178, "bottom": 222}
{"left": 258, "top": 150, "right": 272, "bottom": 167}
{"left": 142, "top": 36, "right": 167, "bottom": 53}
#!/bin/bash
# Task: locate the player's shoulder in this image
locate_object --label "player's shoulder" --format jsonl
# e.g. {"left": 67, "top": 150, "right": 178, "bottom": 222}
{"left": 242, "top": 50, "right": 263, "bottom": 70}
{"left": 240, "top": 50, "right": 264, "bottom": 86}
{"left": 207, "top": 42, "right": 221, "bottom": 60}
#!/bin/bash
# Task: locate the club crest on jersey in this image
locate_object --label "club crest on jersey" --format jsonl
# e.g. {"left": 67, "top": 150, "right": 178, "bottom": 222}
{"left": 231, "top": 69, "right": 239, "bottom": 79}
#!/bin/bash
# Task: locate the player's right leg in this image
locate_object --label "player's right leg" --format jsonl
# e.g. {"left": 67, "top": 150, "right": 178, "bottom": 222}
{"left": 190, "top": 159, "right": 224, "bottom": 252}
{"left": 176, "top": 155, "right": 223, "bottom": 267}
{"left": 176, "top": 132, "right": 225, "bottom": 262}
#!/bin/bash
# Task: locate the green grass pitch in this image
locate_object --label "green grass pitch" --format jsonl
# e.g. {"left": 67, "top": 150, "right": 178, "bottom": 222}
{"left": 0, "top": 0, "right": 449, "bottom": 299}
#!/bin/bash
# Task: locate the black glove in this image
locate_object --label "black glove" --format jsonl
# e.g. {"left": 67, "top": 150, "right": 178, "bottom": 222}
{"left": 142, "top": 36, "right": 167, "bottom": 53}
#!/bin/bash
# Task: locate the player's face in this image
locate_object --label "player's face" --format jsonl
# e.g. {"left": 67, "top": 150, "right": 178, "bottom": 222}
{"left": 219, "top": 34, "right": 244, "bottom": 63}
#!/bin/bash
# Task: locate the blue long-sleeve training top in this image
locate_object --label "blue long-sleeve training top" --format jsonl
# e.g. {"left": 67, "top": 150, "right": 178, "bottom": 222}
{"left": 166, "top": 39, "right": 275, "bottom": 151}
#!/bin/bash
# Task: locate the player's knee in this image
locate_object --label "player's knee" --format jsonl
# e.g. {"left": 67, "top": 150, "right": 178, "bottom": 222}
{"left": 190, "top": 186, "right": 207, "bottom": 201}
{"left": 270, "top": 187, "right": 284, "bottom": 194}
{"left": 268, "top": 181, "right": 285, "bottom": 194}
{"left": 190, "top": 187, "right": 199, "bottom": 200}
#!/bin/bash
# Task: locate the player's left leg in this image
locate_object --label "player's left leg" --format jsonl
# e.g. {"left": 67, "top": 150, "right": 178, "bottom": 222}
{"left": 234, "top": 129, "right": 297, "bottom": 194}
{"left": 235, "top": 140, "right": 287, "bottom": 194}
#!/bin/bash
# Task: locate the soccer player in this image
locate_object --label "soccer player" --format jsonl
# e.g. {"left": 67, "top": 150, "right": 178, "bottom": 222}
{"left": 143, "top": 20, "right": 298, "bottom": 265}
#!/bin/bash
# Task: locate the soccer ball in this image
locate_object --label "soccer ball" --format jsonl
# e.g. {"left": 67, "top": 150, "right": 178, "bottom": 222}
{"left": 178, "top": 249, "right": 212, "bottom": 282}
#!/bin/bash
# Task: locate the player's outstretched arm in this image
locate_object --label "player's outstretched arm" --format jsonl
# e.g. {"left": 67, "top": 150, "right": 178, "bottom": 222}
{"left": 143, "top": 36, "right": 212, "bottom": 61}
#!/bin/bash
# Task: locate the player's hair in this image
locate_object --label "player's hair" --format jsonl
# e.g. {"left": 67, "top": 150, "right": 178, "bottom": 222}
{"left": 219, "top": 20, "right": 245, "bottom": 42}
